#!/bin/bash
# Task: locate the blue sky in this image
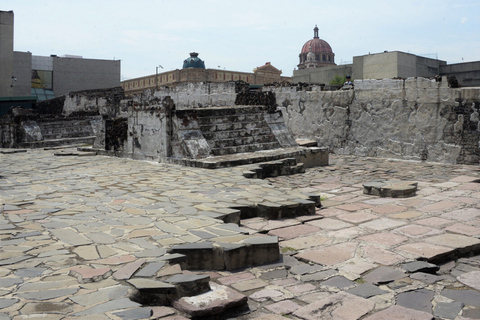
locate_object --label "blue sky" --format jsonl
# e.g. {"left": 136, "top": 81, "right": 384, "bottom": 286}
{"left": 3, "top": 0, "right": 480, "bottom": 80}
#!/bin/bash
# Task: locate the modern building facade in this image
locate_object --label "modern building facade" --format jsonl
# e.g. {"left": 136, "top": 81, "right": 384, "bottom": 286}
{"left": 0, "top": 10, "right": 121, "bottom": 102}
{"left": 121, "top": 52, "right": 291, "bottom": 95}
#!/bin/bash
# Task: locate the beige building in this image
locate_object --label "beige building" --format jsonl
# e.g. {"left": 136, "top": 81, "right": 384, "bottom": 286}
{"left": 293, "top": 26, "right": 480, "bottom": 87}
{"left": 121, "top": 52, "right": 291, "bottom": 95}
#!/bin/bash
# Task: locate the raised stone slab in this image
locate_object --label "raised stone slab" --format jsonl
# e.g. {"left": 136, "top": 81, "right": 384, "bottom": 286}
{"left": 172, "top": 283, "right": 248, "bottom": 318}
{"left": 363, "top": 180, "right": 418, "bottom": 198}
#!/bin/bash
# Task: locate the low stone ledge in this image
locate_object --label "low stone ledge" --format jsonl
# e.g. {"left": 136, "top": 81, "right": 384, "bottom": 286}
{"left": 363, "top": 180, "right": 418, "bottom": 198}
{"left": 172, "top": 283, "right": 248, "bottom": 318}
{"left": 165, "top": 274, "right": 211, "bottom": 297}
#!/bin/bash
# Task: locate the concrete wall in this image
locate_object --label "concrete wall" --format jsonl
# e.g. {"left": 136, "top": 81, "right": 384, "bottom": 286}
{"left": 271, "top": 77, "right": 480, "bottom": 165}
{"left": 13, "top": 51, "right": 32, "bottom": 96}
{"left": 0, "top": 11, "right": 14, "bottom": 97}
{"left": 441, "top": 61, "right": 480, "bottom": 87}
{"left": 293, "top": 64, "right": 353, "bottom": 84}
{"left": 53, "top": 57, "right": 121, "bottom": 96}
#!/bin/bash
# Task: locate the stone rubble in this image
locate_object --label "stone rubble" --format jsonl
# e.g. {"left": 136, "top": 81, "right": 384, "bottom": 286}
{"left": 1, "top": 148, "right": 480, "bottom": 319}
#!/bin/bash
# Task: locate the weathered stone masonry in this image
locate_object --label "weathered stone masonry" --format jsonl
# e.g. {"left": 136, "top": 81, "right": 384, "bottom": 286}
{"left": 271, "top": 77, "right": 480, "bottom": 164}
{"left": 2, "top": 78, "right": 479, "bottom": 165}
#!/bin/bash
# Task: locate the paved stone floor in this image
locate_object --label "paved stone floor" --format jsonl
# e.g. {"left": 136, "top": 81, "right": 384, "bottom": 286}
{"left": 1, "top": 147, "right": 480, "bottom": 319}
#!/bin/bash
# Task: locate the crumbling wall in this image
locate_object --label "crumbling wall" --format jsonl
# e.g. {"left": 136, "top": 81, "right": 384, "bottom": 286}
{"left": 149, "top": 82, "right": 237, "bottom": 109}
{"left": 271, "top": 77, "right": 480, "bottom": 164}
{"left": 63, "top": 87, "right": 125, "bottom": 116}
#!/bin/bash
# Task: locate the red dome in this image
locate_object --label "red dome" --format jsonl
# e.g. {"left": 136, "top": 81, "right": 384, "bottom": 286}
{"left": 301, "top": 38, "right": 333, "bottom": 54}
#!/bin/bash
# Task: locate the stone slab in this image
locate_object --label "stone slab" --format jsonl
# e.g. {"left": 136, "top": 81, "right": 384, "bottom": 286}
{"left": 293, "top": 292, "right": 375, "bottom": 320}
{"left": 363, "top": 305, "right": 434, "bottom": 320}
{"left": 458, "top": 270, "right": 480, "bottom": 290}
{"left": 396, "top": 288, "right": 434, "bottom": 313}
{"left": 172, "top": 283, "right": 247, "bottom": 317}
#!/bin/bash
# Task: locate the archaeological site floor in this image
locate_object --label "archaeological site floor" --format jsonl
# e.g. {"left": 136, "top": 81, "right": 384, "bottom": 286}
{"left": 1, "top": 147, "right": 480, "bottom": 319}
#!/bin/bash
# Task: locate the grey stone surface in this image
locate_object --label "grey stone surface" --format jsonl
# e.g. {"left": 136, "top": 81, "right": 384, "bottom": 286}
{"left": 320, "top": 276, "right": 355, "bottom": 288}
{"left": 2, "top": 149, "right": 480, "bottom": 319}
{"left": 0, "top": 298, "right": 18, "bottom": 309}
{"left": 17, "top": 288, "right": 78, "bottom": 300}
{"left": 410, "top": 272, "right": 444, "bottom": 284}
{"left": 259, "top": 269, "right": 288, "bottom": 280}
{"left": 113, "top": 307, "right": 153, "bottom": 320}
{"left": 135, "top": 262, "right": 166, "bottom": 277}
{"left": 72, "top": 298, "right": 141, "bottom": 316}
{"left": 433, "top": 301, "right": 463, "bottom": 319}
{"left": 363, "top": 266, "right": 406, "bottom": 284}
{"left": 401, "top": 261, "right": 439, "bottom": 274}
{"left": 346, "top": 283, "right": 388, "bottom": 298}
{"left": 14, "top": 268, "right": 47, "bottom": 278}
{"left": 442, "top": 289, "right": 480, "bottom": 307}
{"left": 396, "top": 288, "right": 434, "bottom": 313}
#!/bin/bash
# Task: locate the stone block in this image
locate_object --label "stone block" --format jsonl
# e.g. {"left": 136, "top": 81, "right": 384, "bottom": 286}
{"left": 295, "top": 147, "right": 329, "bottom": 168}
{"left": 172, "top": 283, "right": 248, "bottom": 318}
{"left": 165, "top": 274, "right": 211, "bottom": 297}
{"left": 242, "top": 236, "right": 280, "bottom": 266}
{"left": 170, "top": 242, "right": 215, "bottom": 270}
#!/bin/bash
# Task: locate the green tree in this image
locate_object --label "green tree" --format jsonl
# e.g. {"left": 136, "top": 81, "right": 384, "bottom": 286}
{"left": 330, "top": 75, "right": 347, "bottom": 85}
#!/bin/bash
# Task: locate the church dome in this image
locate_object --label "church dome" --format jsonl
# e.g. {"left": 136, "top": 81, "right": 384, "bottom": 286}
{"left": 298, "top": 26, "right": 335, "bottom": 69}
{"left": 183, "top": 52, "right": 205, "bottom": 69}
{"left": 301, "top": 38, "right": 333, "bottom": 55}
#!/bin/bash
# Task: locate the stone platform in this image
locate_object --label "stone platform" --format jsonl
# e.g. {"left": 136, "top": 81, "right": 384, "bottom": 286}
{"left": 2, "top": 148, "right": 480, "bottom": 319}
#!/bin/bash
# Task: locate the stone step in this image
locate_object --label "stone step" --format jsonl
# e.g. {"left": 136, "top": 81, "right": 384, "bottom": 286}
{"left": 197, "top": 112, "right": 265, "bottom": 125}
{"left": 173, "top": 146, "right": 309, "bottom": 169}
{"left": 199, "top": 120, "right": 270, "bottom": 133}
{"left": 211, "top": 141, "right": 281, "bottom": 156}
{"left": 202, "top": 127, "right": 273, "bottom": 140}
{"left": 169, "top": 236, "right": 280, "bottom": 270}
{"left": 209, "top": 134, "right": 278, "bottom": 149}
{"left": 242, "top": 158, "right": 306, "bottom": 179}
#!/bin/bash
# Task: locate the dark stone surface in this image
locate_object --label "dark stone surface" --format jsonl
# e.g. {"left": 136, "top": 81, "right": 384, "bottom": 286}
{"left": 396, "top": 288, "right": 434, "bottom": 313}
{"left": 433, "top": 301, "right": 463, "bottom": 319}
{"left": 346, "top": 283, "right": 388, "bottom": 298}
{"left": 363, "top": 266, "right": 406, "bottom": 284}
{"left": 401, "top": 261, "right": 439, "bottom": 274}
{"left": 301, "top": 269, "right": 337, "bottom": 282}
{"left": 320, "top": 276, "right": 355, "bottom": 288}
{"left": 259, "top": 269, "right": 288, "bottom": 280}
{"left": 441, "top": 288, "right": 480, "bottom": 307}
{"left": 113, "top": 307, "right": 153, "bottom": 320}
{"left": 410, "top": 272, "right": 444, "bottom": 284}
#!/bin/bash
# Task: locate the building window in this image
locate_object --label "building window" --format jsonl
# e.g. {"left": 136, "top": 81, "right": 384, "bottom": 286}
{"left": 31, "top": 70, "right": 53, "bottom": 90}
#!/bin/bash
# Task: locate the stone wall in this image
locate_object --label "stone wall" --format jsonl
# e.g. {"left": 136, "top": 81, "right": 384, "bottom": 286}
{"left": 149, "top": 82, "right": 237, "bottom": 109}
{"left": 270, "top": 77, "right": 480, "bottom": 165}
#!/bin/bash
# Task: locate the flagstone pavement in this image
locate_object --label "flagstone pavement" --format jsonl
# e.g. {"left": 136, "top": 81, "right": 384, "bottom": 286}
{"left": 1, "top": 147, "right": 480, "bottom": 319}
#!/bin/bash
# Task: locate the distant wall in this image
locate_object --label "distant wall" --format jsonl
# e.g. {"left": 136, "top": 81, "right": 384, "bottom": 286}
{"left": 13, "top": 51, "right": 32, "bottom": 96}
{"left": 441, "top": 61, "right": 480, "bottom": 87}
{"left": 293, "top": 64, "right": 353, "bottom": 84}
{"left": 270, "top": 77, "right": 480, "bottom": 165}
{"left": 53, "top": 57, "right": 121, "bottom": 96}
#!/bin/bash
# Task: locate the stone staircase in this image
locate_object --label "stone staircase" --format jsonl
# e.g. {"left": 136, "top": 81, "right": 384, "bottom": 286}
{"left": 172, "top": 106, "right": 319, "bottom": 172}
{"left": 197, "top": 106, "right": 282, "bottom": 156}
